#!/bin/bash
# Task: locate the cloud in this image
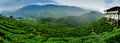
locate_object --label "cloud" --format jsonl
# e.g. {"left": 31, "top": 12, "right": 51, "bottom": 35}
{"left": 0, "top": 0, "right": 54, "bottom": 11}
{"left": 54, "top": 0, "right": 120, "bottom": 12}
{"left": 0, "top": 0, "right": 120, "bottom": 12}
{"left": 0, "top": 0, "right": 53, "bottom": 6}
{"left": 105, "top": 0, "right": 120, "bottom": 8}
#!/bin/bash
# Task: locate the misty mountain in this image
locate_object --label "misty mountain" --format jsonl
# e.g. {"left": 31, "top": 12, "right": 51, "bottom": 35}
{"left": 2, "top": 4, "right": 103, "bottom": 25}
{"left": 39, "top": 11, "right": 103, "bottom": 25}
{"left": 6, "top": 4, "right": 89, "bottom": 18}
{"left": 77, "top": 11, "right": 103, "bottom": 25}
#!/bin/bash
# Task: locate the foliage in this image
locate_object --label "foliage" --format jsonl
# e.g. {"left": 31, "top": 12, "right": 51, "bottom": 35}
{"left": 0, "top": 16, "right": 119, "bottom": 43}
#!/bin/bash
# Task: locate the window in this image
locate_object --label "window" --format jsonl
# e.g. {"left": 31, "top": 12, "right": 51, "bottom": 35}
{"left": 116, "top": 15, "right": 117, "bottom": 17}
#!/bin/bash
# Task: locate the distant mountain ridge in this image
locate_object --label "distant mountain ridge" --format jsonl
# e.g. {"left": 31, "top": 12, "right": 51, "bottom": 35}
{"left": 2, "top": 4, "right": 103, "bottom": 25}
{"left": 6, "top": 4, "right": 89, "bottom": 18}
{"left": 38, "top": 11, "right": 103, "bottom": 25}
{"left": 0, "top": 15, "right": 119, "bottom": 43}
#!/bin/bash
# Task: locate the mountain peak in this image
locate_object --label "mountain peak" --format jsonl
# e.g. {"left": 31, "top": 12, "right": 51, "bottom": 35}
{"left": 24, "top": 4, "right": 59, "bottom": 7}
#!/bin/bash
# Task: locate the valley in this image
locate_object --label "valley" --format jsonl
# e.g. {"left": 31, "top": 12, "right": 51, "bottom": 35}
{"left": 0, "top": 0, "right": 119, "bottom": 43}
{"left": 0, "top": 15, "right": 119, "bottom": 43}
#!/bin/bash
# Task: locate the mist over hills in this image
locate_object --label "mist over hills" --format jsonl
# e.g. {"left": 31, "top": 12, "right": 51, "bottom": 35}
{"left": 2, "top": 4, "right": 103, "bottom": 25}
{"left": 39, "top": 11, "right": 103, "bottom": 25}
{"left": 1, "top": 0, "right": 120, "bottom": 43}
{"left": 0, "top": 4, "right": 119, "bottom": 43}
{"left": 5, "top": 4, "right": 88, "bottom": 18}
{"left": 3, "top": 4, "right": 103, "bottom": 18}
{"left": 0, "top": 15, "right": 119, "bottom": 43}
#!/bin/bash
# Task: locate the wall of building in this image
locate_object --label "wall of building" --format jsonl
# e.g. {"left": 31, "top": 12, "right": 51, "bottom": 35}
{"left": 119, "top": 15, "right": 120, "bottom": 20}
{"left": 104, "top": 13, "right": 118, "bottom": 20}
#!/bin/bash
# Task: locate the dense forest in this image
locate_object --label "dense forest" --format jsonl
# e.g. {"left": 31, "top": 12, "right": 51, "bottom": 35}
{"left": 0, "top": 16, "right": 120, "bottom": 43}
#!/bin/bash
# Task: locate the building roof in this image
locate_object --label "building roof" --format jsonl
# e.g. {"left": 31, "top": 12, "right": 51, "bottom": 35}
{"left": 105, "top": 6, "right": 120, "bottom": 12}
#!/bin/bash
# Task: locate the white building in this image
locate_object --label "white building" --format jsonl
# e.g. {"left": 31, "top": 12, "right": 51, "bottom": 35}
{"left": 104, "top": 6, "right": 120, "bottom": 21}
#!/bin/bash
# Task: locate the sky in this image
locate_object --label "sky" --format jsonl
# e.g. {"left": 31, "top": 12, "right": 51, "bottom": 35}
{"left": 0, "top": 0, "right": 120, "bottom": 12}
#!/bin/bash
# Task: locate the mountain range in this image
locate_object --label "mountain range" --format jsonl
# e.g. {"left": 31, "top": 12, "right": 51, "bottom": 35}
{"left": 2, "top": 4, "right": 103, "bottom": 25}
{"left": 0, "top": 15, "right": 119, "bottom": 43}
{"left": 39, "top": 11, "right": 103, "bottom": 25}
{"left": 3, "top": 4, "right": 89, "bottom": 18}
{"left": 2, "top": 4, "right": 102, "bottom": 18}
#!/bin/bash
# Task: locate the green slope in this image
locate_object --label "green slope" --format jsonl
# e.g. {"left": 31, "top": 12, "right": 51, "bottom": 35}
{"left": 0, "top": 16, "right": 120, "bottom": 43}
{"left": 37, "top": 11, "right": 103, "bottom": 26}
{"left": 0, "top": 16, "right": 44, "bottom": 43}
{"left": 43, "top": 28, "right": 120, "bottom": 43}
{"left": 41, "top": 18, "right": 120, "bottom": 43}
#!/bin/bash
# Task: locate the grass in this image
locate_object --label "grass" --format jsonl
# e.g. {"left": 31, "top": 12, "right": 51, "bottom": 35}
{"left": 0, "top": 16, "right": 120, "bottom": 43}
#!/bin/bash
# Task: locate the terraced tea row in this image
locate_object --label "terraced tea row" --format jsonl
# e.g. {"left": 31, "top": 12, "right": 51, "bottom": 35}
{"left": 0, "top": 16, "right": 45, "bottom": 43}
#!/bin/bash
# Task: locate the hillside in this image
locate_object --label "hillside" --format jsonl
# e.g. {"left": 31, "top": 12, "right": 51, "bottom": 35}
{"left": 58, "top": 11, "right": 103, "bottom": 25}
{"left": 0, "top": 16, "right": 119, "bottom": 43}
{"left": 43, "top": 28, "right": 120, "bottom": 43}
{"left": 0, "top": 16, "right": 41, "bottom": 43}
{"left": 5, "top": 4, "right": 88, "bottom": 18}
{"left": 2, "top": 4, "right": 103, "bottom": 26}
{"left": 37, "top": 11, "right": 103, "bottom": 26}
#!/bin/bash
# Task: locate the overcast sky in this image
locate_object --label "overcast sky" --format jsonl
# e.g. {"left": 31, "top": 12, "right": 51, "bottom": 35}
{"left": 0, "top": 0, "right": 120, "bottom": 12}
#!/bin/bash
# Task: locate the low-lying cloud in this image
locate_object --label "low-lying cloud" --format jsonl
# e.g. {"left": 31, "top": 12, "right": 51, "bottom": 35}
{"left": 0, "top": 0, "right": 120, "bottom": 12}
{"left": 54, "top": 0, "right": 120, "bottom": 12}
{"left": 0, "top": 0, "right": 54, "bottom": 11}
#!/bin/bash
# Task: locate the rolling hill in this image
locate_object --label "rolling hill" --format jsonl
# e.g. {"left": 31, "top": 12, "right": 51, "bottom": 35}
{"left": 5, "top": 4, "right": 89, "bottom": 18}
{"left": 2, "top": 4, "right": 103, "bottom": 25}
{"left": 0, "top": 16, "right": 41, "bottom": 43}
{"left": 0, "top": 15, "right": 120, "bottom": 43}
{"left": 38, "top": 11, "right": 103, "bottom": 25}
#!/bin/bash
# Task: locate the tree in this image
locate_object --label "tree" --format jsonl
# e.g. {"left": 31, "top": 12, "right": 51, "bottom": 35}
{"left": 0, "top": 14, "right": 2, "bottom": 16}
{"left": 18, "top": 17, "right": 23, "bottom": 19}
{"left": 9, "top": 16, "right": 14, "bottom": 18}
